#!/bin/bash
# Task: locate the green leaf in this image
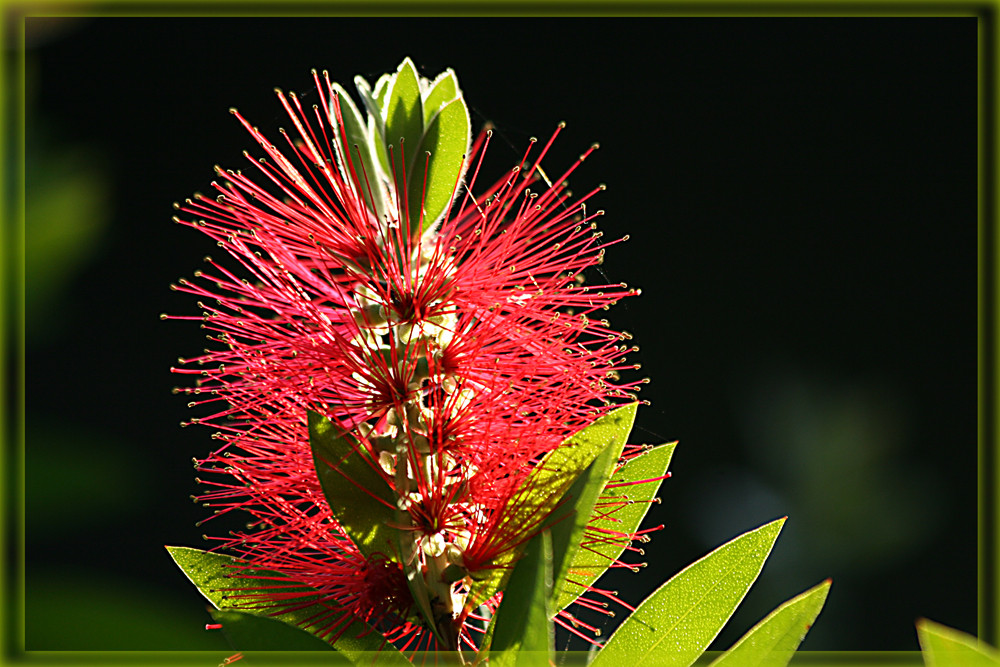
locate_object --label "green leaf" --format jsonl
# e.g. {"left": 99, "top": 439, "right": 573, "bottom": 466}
{"left": 330, "top": 84, "right": 387, "bottom": 222}
{"left": 423, "top": 69, "right": 460, "bottom": 125}
{"left": 165, "top": 546, "right": 408, "bottom": 662}
{"left": 708, "top": 579, "right": 831, "bottom": 667}
{"left": 592, "top": 518, "right": 786, "bottom": 667}
{"left": 354, "top": 74, "right": 392, "bottom": 180}
{"left": 408, "top": 96, "right": 471, "bottom": 235}
{"left": 917, "top": 619, "right": 1000, "bottom": 666}
{"left": 555, "top": 442, "right": 675, "bottom": 611}
{"left": 383, "top": 57, "right": 424, "bottom": 222}
{"left": 486, "top": 529, "right": 555, "bottom": 667}
{"left": 209, "top": 609, "right": 335, "bottom": 651}
{"left": 548, "top": 430, "right": 628, "bottom": 611}
{"left": 308, "top": 411, "right": 399, "bottom": 561}
{"left": 395, "top": 529, "right": 442, "bottom": 649}
{"left": 373, "top": 73, "right": 392, "bottom": 111}
{"left": 467, "top": 404, "right": 637, "bottom": 609}
{"left": 354, "top": 75, "right": 384, "bottom": 132}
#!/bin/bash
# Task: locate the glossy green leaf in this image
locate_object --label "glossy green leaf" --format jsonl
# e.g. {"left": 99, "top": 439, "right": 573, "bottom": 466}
{"left": 917, "top": 619, "right": 1000, "bottom": 666}
{"left": 548, "top": 429, "right": 627, "bottom": 611}
{"left": 423, "top": 69, "right": 460, "bottom": 125}
{"left": 408, "top": 96, "right": 471, "bottom": 234}
{"left": 330, "top": 84, "right": 387, "bottom": 222}
{"left": 467, "top": 404, "right": 637, "bottom": 609}
{"left": 165, "top": 546, "right": 407, "bottom": 662}
{"left": 383, "top": 57, "right": 424, "bottom": 216}
{"left": 592, "top": 518, "right": 786, "bottom": 667}
{"left": 486, "top": 529, "right": 555, "bottom": 667}
{"left": 555, "top": 442, "right": 675, "bottom": 611}
{"left": 709, "top": 579, "right": 831, "bottom": 667}
{"left": 209, "top": 609, "right": 334, "bottom": 651}
{"left": 308, "top": 411, "right": 399, "bottom": 561}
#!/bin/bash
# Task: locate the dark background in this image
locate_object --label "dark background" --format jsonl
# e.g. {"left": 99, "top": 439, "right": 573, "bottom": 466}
{"left": 23, "top": 17, "right": 976, "bottom": 652}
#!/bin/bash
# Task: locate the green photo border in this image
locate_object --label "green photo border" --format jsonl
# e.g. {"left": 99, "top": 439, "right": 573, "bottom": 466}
{"left": 2, "top": 2, "right": 991, "bottom": 666}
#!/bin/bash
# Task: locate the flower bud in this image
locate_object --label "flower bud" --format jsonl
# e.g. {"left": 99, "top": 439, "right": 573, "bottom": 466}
{"left": 421, "top": 531, "right": 446, "bottom": 558}
{"left": 444, "top": 542, "right": 465, "bottom": 567}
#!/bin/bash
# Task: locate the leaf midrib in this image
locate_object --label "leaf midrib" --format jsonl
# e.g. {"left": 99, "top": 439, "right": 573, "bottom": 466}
{"left": 632, "top": 546, "right": 759, "bottom": 667}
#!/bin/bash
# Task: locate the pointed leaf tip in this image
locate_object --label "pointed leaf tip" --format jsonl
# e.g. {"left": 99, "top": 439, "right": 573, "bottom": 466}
{"left": 917, "top": 619, "right": 1000, "bottom": 666}
{"left": 555, "top": 440, "right": 676, "bottom": 611}
{"left": 307, "top": 411, "right": 398, "bottom": 561}
{"left": 592, "top": 518, "right": 786, "bottom": 667}
{"left": 168, "top": 546, "right": 409, "bottom": 660}
{"left": 409, "top": 95, "right": 471, "bottom": 235}
{"left": 709, "top": 579, "right": 831, "bottom": 667}
{"left": 467, "top": 404, "right": 638, "bottom": 608}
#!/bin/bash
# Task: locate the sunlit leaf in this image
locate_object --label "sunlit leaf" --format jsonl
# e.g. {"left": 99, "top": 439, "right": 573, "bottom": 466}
{"left": 555, "top": 442, "right": 675, "bottom": 611}
{"left": 165, "top": 546, "right": 408, "bottom": 662}
{"left": 709, "top": 579, "right": 831, "bottom": 667}
{"left": 408, "top": 95, "right": 471, "bottom": 234}
{"left": 917, "top": 619, "right": 1000, "bottom": 666}
{"left": 423, "top": 69, "right": 460, "bottom": 125}
{"left": 548, "top": 430, "right": 627, "bottom": 611}
{"left": 592, "top": 518, "right": 786, "bottom": 667}
{"left": 308, "top": 411, "right": 399, "bottom": 561}
{"left": 467, "top": 404, "right": 637, "bottom": 608}
{"left": 486, "top": 529, "right": 555, "bottom": 667}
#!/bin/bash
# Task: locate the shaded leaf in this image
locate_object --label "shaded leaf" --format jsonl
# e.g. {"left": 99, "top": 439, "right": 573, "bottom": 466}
{"left": 354, "top": 75, "right": 384, "bottom": 132}
{"left": 165, "top": 546, "right": 408, "bottom": 662}
{"left": 486, "top": 529, "right": 555, "bottom": 667}
{"left": 308, "top": 411, "right": 399, "bottom": 561}
{"left": 709, "top": 579, "right": 831, "bottom": 667}
{"left": 354, "top": 74, "right": 391, "bottom": 179}
{"left": 917, "top": 619, "right": 1000, "bottom": 667}
{"left": 467, "top": 404, "right": 637, "bottom": 609}
{"left": 209, "top": 609, "right": 334, "bottom": 651}
{"left": 592, "top": 518, "right": 786, "bottom": 667}
{"left": 408, "top": 95, "right": 471, "bottom": 234}
{"left": 555, "top": 442, "right": 675, "bottom": 610}
{"left": 373, "top": 73, "right": 391, "bottom": 110}
{"left": 330, "top": 84, "right": 387, "bottom": 222}
{"left": 367, "top": 117, "right": 392, "bottom": 204}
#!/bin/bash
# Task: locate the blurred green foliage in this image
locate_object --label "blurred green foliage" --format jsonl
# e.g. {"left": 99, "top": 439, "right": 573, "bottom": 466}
{"left": 26, "top": 127, "right": 110, "bottom": 342}
{"left": 23, "top": 60, "right": 229, "bottom": 650}
{"left": 26, "top": 572, "right": 230, "bottom": 650}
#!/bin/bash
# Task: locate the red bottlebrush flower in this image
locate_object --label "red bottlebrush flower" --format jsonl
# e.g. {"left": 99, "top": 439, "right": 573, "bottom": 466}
{"left": 169, "top": 61, "right": 655, "bottom": 654}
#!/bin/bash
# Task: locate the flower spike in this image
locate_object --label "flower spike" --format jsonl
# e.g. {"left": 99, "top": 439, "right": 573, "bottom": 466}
{"left": 168, "top": 58, "right": 657, "bottom": 656}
